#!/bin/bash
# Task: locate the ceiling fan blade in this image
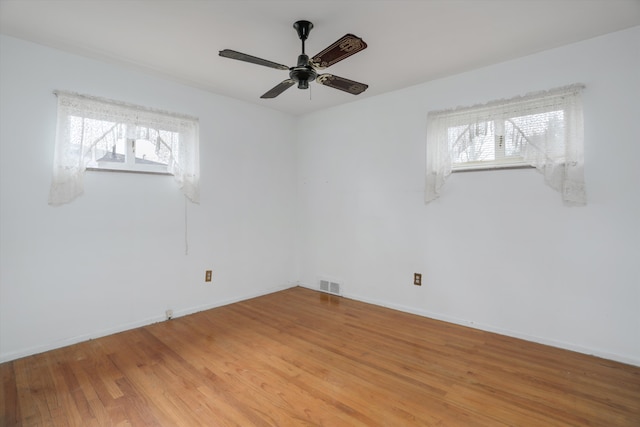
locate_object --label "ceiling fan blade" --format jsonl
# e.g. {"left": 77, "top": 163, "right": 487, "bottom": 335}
{"left": 316, "top": 74, "right": 368, "bottom": 95}
{"left": 261, "top": 79, "right": 296, "bottom": 99}
{"left": 310, "top": 34, "right": 367, "bottom": 69}
{"left": 219, "top": 49, "right": 289, "bottom": 70}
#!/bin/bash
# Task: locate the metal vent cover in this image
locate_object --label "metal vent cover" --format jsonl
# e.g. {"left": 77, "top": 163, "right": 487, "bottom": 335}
{"left": 319, "top": 278, "right": 341, "bottom": 295}
{"left": 320, "top": 279, "right": 330, "bottom": 293}
{"left": 329, "top": 281, "right": 340, "bottom": 294}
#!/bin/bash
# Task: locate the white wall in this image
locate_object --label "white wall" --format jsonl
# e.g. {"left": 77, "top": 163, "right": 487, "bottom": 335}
{"left": 0, "top": 35, "right": 298, "bottom": 362}
{"left": 296, "top": 27, "right": 640, "bottom": 365}
{"left": 2, "top": 27, "right": 639, "bottom": 366}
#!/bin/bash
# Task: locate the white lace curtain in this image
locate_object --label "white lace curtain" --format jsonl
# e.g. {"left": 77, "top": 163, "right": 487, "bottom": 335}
{"left": 425, "top": 84, "right": 586, "bottom": 206}
{"left": 48, "top": 91, "right": 200, "bottom": 205}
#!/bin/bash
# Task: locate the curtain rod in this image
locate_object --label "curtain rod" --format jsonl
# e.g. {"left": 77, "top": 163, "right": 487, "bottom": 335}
{"left": 53, "top": 90, "right": 199, "bottom": 122}
{"left": 427, "top": 84, "right": 585, "bottom": 118}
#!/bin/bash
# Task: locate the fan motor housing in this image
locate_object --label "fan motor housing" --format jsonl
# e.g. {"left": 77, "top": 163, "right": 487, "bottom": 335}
{"left": 289, "top": 54, "right": 317, "bottom": 89}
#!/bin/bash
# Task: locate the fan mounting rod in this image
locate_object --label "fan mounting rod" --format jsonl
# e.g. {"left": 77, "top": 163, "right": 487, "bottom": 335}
{"left": 293, "top": 20, "right": 313, "bottom": 54}
{"left": 290, "top": 20, "right": 316, "bottom": 89}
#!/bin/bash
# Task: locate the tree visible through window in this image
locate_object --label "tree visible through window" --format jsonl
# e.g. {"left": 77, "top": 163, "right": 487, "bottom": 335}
{"left": 49, "top": 91, "right": 200, "bottom": 205}
{"left": 448, "top": 110, "right": 564, "bottom": 170}
{"left": 425, "top": 85, "right": 586, "bottom": 206}
{"left": 68, "top": 116, "right": 179, "bottom": 173}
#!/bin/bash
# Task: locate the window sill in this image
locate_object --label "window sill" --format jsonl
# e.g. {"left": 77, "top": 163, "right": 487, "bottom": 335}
{"left": 452, "top": 164, "right": 534, "bottom": 173}
{"left": 86, "top": 167, "right": 172, "bottom": 176}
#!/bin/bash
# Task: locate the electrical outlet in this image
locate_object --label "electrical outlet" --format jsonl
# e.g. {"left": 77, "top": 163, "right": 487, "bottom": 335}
{"left": 205, "top": 270, "right": 212, "bottom": 282}
{"left": 414, "top": 273, "right": 422, "bottom": 286}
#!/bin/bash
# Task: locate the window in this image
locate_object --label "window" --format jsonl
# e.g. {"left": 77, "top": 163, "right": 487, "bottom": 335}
{"left": 448, "top": 110, "right": 564, "bottom": 170}
{"left": 426, "top": 84, "right": 586, "bottom": 206}
{"left": 49, "top": 91, "right": 200, "bottom": 205}
{"left": 73, "top": 119, "right": 177, "bottom": 174}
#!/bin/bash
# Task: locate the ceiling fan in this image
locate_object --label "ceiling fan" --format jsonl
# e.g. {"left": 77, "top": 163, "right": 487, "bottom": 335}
{"left": 219, "top": 20, "right": 368, "bottom": 99}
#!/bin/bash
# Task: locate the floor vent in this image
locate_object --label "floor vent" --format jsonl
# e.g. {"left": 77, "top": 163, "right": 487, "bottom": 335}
{"left": 319, "top": 279, "right": 341, "bottom": 296}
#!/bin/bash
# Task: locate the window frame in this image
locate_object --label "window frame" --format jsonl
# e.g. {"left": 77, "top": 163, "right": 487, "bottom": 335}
{"left": 447, "top": 108, "right": 566, "bottom": 172}
{"left": 83, "top": 123, "right": 176, "bottom": 175}
{"left": 49, "top": 91, "right": 200, "bottom": 205}
{"left": 449, "top": 117, "right": 532, "bottom": 172}
{"left": 425, "top": 84, "right": 586, "bottom": 205}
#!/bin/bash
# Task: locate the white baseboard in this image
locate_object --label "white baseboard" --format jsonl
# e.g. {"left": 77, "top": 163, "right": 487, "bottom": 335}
{"left": 0, "top": 283, "right": 296, "bottom": 363}
{"left": 5, "top": 282, "right": 636, "bottom": 368}
{"left": 298, "top": 283, "right": 639, "bottom": 367}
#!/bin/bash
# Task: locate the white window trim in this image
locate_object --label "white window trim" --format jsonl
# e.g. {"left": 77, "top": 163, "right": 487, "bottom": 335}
{"left": 425, "top": 84, "right": 586, "bottom": 206}
{"left": 48, "top": 91, "right": 200, "bottom": 205}
{"left": 86, "top": 133, "right": 172, "bottom": 175}
{"left": 452, "top": 162, "right": 532, "bottom": 172}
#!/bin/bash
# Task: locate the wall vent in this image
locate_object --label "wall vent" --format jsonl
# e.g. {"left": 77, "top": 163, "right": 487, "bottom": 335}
{"left": 319, "top": 279, "right": 341, "bottom": 296}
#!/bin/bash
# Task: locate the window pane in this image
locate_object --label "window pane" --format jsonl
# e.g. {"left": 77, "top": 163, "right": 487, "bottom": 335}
{"left": 69, "top": 116, "right": 125, "bottom": 164}
{"left": 95, "top": 134, "right": 126, "bottom": 164}
{"left": 134, "top": 127, "right": 173, "bottom": 166}
{"left": 504, "top": 120, "right": 526, "bottom": 158}
{"left": 507, "top": 110, "right": 564, "bottom": 156}
{"left": 449, "top": 121, "right": 496, "bottom": 164}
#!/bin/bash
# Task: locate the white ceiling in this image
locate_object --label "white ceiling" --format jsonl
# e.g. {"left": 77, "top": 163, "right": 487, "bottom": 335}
{"left": 1, "top": 0, "right": 639, "bottom": 115}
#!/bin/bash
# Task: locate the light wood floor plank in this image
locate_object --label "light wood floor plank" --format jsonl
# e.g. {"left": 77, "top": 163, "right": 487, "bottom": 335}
{"left": 1, "top": 287, "right": 639, "bottom": 426}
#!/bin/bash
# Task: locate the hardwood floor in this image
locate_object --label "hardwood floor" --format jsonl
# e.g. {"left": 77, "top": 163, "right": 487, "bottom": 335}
{"left": 2, "top": 287, "right": 639, "bottom": 426}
